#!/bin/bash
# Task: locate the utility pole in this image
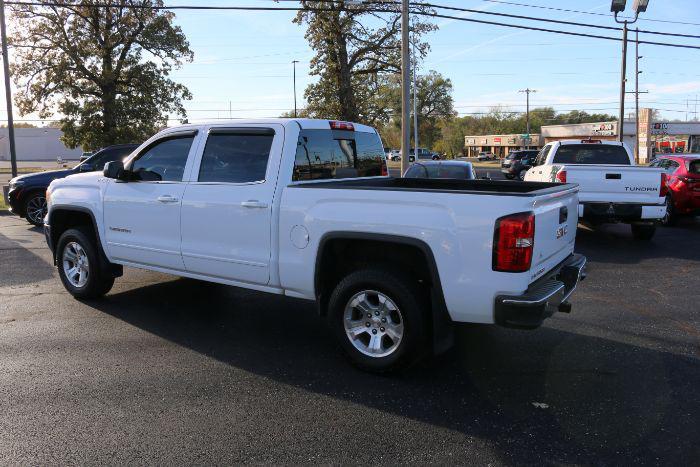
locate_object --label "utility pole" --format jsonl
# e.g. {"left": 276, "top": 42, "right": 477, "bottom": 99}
{"left": 519, "top": 88, "right": 536, "bottom": 148}
{"left": 0, "top": 0, "right": 17, "bottom": 178}
{"left": 400, "top": 0, "right": 410, "bottom": 176}
{"left": 292, "top": 60, "right": 299, "bottom": 118}
{"left": 412, "top": 40, "right": 418, "bottom": 158}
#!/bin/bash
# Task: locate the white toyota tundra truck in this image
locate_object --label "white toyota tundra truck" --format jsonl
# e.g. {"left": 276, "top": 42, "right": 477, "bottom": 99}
{"left": 524, "top": 139, "right": 667, "bottom": 240}
{"left": 44, "top": 119, "right": 586, "bottom": 372}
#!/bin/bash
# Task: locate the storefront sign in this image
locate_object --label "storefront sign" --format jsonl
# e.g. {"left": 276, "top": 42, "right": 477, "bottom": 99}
{"left": 592, "top": 122, "right": 615, "bottom": 136}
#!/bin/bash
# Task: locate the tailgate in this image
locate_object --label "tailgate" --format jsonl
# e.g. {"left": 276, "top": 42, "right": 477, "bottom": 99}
{"left": 565, "top": 165, "right": 665, "bottom": 204}
{"left": 529, "top": 187, "right": 579, "bottom": 283}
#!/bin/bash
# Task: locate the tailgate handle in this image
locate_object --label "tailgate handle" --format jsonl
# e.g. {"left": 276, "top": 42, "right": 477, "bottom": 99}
{"left": 605, "top": 173, "right": 621, "bottom": 180}
{"left": 559, "top": 206, "right": 568, "bottom": 224}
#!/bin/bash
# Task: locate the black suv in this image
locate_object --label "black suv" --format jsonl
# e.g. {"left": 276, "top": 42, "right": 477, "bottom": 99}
{"left": 501, "top": 149, "right": 539, "bottom": 180}
{"left": 7, "top": 144, "right": 138, "bottom": 226}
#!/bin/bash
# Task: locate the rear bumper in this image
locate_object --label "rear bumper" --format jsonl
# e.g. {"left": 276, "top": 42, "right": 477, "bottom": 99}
{"left": 578, "top": 202, "right": 665, "bottom": 222}
{"left": 495, "top": 254, "right": 587, "bottom": 329}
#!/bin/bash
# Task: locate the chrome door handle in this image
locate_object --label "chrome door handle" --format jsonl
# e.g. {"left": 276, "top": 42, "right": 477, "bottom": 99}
{"left": 241, "top": 200, "right": 268, "bottom": 209}
{"left": 157, "top": 195, "right": 179, "bottom": 203}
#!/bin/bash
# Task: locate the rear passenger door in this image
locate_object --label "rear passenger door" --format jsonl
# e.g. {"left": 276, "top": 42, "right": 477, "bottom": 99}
{"left": 180, "top": 125, "right": 284, "bottom": 285}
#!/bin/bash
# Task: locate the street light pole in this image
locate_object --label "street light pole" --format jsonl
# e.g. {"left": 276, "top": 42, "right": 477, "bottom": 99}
{"left": 292, "top": 60, "right": 299, "bottom": 118}
{"left": 635, "top": 28, "right": 640, "bottom": 162}
{"left": 412, "top": 40, "right": 418, "bottom": 158}
{"left": 0, "top": 0, "right": 18, "bottom": 178}
{"left": 618, "top": 20, "right": 628, "bottom": 143}
{"left": 400, "top": 0, "right": 410, "bottom": 176}
{"left": 612, "top": 0, "right": 650, "bottom": 144}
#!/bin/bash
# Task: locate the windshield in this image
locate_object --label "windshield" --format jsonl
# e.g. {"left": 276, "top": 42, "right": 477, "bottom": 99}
{"left": 82, "top": 145, "right": 137, "bottom": 170}
{"left": 553, "top": 144, "right": 630, "bottom": 165}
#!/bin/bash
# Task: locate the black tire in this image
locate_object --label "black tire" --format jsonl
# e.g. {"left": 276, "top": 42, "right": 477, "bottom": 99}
{"left": 518, "top": 169, "right": 528, "bottom": 181}
{"left": 24, "top": 191, "right": 47, "bottom": 227}
{"left": 327, "top": 268, "right": 429, "bottom": 373}
{"left": 660, "top": 195, "right": 677, "bottom": 226}
{"left": 631, "top": 223, "right": 656, "bottom": 241}
{"left": 504, "top": 173, "right": 515, "bottom": 180}
{"left": 56, "top": 227, "right": 115, "bottom": 299}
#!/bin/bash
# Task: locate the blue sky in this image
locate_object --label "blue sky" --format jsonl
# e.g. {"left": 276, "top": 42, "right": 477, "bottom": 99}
{"left": 5, "top": 0, "right": 700, "bottom": 124}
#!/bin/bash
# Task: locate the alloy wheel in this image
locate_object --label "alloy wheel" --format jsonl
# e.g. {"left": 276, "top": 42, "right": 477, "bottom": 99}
{"left": 62, "top": 242, "right": 90, "bottom": 288}
{"left": 343, "top": 290, "right": 404, "bottom": 358}
{"left": 26, "top": 195, "right": 47, "bottom": 225}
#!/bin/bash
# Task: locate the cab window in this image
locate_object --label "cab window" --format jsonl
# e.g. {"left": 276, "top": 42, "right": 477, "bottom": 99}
{"left": 198, "top": 129, "right": 274, "bottom": 183}
{"left": 129, "top": 135, "right": 195, "bottom": 182}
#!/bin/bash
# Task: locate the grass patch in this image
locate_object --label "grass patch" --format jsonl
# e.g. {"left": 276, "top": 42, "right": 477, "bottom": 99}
{"left": 0, "top": 167, "right": 47, "bottom": 175}
{"left": 0, "top": 195, "right": 8, "bottom": 211}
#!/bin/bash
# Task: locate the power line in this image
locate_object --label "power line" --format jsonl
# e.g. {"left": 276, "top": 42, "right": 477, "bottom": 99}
{"left": 473, "top": 0, "right": 700, "bottom": 28}
{"left": 6, "top": 1, "right": 700, "bottom": 49}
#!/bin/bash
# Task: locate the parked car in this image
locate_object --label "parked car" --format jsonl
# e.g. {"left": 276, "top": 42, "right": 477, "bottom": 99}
{"left": 501, "top": 150, "right": 539, "bottom": 180}
{"left": 524, "top": 140, "right": 666, "bottom": 240}
{"left": 79, "top": 152, "right": 94, "bottom": 162}
{"left": 477, "top": 151, "right": 494, "bottom": 161}
{"left": 44, "top": 118, "right": 585, "bottom": 372}
{"left": 389, "top": 149, "right": 401, "bottom": 161}
{"left": 649, "top": 154, "right": 700, "bottom": 225}
{"left": 409, "top": 147, "right": 439, "bottom": 162}
{"left": 404, "top": 160, "right": 476, "bottom": 180}
{"left": 7, "top": 144, "right": 138, "bottom": 226}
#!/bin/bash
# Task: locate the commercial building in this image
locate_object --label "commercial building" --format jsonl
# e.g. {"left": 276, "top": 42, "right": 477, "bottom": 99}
{"left": 463, "top": 134, "right": 541, "bottom": 158}
{"left": 0, "top": 127, "right": 83, "bottom": 161}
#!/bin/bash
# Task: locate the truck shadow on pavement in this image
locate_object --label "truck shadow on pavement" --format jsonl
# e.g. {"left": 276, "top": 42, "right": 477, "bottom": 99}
{"left": 89, "top": 279, "right": 700, "bottom": 465}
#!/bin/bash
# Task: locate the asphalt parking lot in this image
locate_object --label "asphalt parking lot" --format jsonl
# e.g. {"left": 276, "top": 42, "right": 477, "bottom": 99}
{"left": 1, "top": 210, "right": 699, "bottom": 464}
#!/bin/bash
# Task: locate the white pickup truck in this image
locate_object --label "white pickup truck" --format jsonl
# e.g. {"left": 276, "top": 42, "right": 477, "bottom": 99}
{"left": 44, "top": 119, "right": 586, "bottom": 372}
{"left": 524, "top": 140, "right": 667, "bottom": 240}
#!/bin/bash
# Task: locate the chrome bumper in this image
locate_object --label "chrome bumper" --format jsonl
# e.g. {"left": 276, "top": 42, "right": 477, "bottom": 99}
{"left": 495, "top": 254, "right": 587, "bottom": 329}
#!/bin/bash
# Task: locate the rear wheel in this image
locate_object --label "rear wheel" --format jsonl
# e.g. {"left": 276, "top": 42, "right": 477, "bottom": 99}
{"left": 327, "top": 268, "right": 428, "bottom": 373}
{"left": 504, "top": 174, "right": 515, "bottom": 180}
{"left": 518, "top": 168, "right": 528, "bottom": 181}
{"left": 57, "top": 227, "right": 114, "bottom": 299}
{"left": 631, "top": 223, "right": 656, "bottom": 241}
{"left": 24, "top": 192, "right": 47, "bottom": 227}
{"left": 660, "top": 195, "right": 677, "bottom": 226}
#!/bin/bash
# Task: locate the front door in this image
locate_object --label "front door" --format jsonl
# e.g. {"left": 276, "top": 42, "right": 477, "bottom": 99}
{"left": 103, "top": 132, "right": 198, "bottom": 271}
{"left": 180, "top": 125, "right": 283, "bottom": 285}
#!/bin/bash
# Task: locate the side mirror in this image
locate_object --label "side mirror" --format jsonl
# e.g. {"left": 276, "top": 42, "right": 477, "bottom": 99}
{"left": 78, "top": 163, "right": 94, "bottom": 172}
{"left": 103, "top": 161, "right": 125, "bottom": 180}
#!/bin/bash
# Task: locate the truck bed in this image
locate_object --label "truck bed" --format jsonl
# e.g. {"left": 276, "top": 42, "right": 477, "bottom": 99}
{"left": 290, "top": 177, "right": 571, "bottom": 196}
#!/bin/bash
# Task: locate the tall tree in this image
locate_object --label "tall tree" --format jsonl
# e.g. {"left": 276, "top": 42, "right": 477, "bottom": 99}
{"left": 9, "top": 0, "right": 193, "bottom": 150}
{"left": 381, "top": 70, "right": 455, "bottom": 148}
{"left": 294, "top": 1, "right": 435, "bottom": 124}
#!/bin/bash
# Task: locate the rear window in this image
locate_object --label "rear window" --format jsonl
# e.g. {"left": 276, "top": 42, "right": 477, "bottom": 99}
{"left": 689, "top": 160, "right": 700, "bottom": 174}
{"left": 293, "top": 129, "right": 385, "bottom": 181}
{"left": 553, "top": 144, "right": 630, "bottom": 165}
{"left": 405, "top": 163, "right": 474, "bottom": 180}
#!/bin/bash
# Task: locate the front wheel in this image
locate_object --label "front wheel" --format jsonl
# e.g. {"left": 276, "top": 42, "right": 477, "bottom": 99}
{"left": 327, "top": 268, "right": 428, "bottom": 373}
{"left": 518, "top": 169, "right": 528, "bottom": 181}
{"left": 631, "top": 223, "right": 656, "bottom": 241}
{"left": 504, "top": 173, "right": 515, "bottom": 180}
{"left": 56, "top": 227, "right": 115, "bottom": 299}
{"left": 24, "top": 192, "right": 47, "bottom": 227}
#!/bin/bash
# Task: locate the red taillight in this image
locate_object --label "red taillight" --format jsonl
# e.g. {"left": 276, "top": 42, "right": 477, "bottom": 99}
{"left": 380, "top": 157, "right": 388, "bottom": 176}
{"left": 660, "top": 173, "right": 668, "bottom": 197}
{"left": 556, "top": 170, "right": 567, "bottom": 183}
{"left": 493, "top": 212, "right": 535, "bottom": 273}
{"left": 329, "top": 120, "right": 354, "bottom": 131}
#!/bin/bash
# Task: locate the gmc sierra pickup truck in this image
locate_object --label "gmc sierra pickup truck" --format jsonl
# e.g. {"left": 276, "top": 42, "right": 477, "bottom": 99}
{"left": 44, "top": 119, "right": 586, "bottom": 372}
{"left": 524, "top": 140, "right": 667, "bottom": 240}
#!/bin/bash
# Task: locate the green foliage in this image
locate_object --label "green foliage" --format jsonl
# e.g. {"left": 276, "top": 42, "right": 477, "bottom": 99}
{"left": 378, "top": 70, "right": 455, "bottom": 148}
{"left": 9, "top": 0, "right": 193, "bottom": 150}
{"left": 294, "top": 1, "right": 436, "bottom": 124}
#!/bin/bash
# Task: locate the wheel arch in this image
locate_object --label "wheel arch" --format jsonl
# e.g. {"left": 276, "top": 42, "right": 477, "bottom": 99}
{"left": 48, "top": 206, "right": 122, "bottom": 278}
{"left": 314, "top": 232, "right": 453, "bottom": 354}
